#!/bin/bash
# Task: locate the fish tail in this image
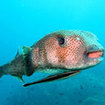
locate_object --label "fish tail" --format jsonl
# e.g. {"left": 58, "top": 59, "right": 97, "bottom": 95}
{"left": 0, "top": 66, "right": 3, "bottom": 78}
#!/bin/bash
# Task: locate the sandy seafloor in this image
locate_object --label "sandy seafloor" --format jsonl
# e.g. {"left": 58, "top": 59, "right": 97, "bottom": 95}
{"left": 0, "top": 0, "right": 105, "bottom": 105}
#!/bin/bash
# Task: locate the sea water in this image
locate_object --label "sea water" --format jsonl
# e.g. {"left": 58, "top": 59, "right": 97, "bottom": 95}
{"left": 0, "top": 0, "right": 105, "bottom": 105}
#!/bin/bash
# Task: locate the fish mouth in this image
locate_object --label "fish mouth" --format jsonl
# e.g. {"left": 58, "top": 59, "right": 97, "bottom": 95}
{"left": 85, "top": 45, "right": 104, "bottom": 59}
{"left": 87, "top": 50, "right": 104, "bottom": 59}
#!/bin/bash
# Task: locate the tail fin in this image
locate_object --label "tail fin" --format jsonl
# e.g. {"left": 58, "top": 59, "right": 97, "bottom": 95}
{"left": 0, "top": 67, "right": 3, "bottom": 78}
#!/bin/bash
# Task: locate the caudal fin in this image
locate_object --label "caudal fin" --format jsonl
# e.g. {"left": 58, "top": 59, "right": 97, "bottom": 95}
{"left": 0, "top": 67, "right": 3, "bottom": 78}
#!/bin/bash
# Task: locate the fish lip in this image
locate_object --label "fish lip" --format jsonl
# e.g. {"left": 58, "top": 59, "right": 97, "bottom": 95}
{"left": 85, "top": 46, "right": 104, "bottom": 58}
{"left": 86, "top": 50, "right": 104, "bottom": 57}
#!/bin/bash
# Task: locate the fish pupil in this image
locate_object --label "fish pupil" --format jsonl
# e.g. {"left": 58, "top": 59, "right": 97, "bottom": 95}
{"left": 58, "top": 37, "right": 65, "bottom": 46}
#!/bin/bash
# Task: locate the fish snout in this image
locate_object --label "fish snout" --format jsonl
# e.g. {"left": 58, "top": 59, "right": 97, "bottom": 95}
{"left": 85, "top": 45, "right": 104, "bottom": 59}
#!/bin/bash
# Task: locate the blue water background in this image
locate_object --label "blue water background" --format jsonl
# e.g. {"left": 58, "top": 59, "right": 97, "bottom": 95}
{"left": 0, "top": 0, "right": 105, "bottom": 105}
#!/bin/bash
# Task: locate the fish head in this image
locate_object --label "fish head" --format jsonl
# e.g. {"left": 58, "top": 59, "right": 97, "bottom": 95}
{"left": 32, "top": 30, "right": 104, "bottom": 71}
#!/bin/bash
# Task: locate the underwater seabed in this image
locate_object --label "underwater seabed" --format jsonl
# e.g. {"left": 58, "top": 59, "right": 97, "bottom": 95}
{"left": 0, "top": 59, "right": 105, "bottom": 105}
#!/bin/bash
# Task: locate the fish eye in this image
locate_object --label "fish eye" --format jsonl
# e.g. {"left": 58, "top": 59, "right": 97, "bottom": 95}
{"left": 58, "top": 37, "right": 65, "bottom": 46}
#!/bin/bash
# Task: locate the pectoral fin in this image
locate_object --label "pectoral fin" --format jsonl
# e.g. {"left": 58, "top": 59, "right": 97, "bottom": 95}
{"left": 22, "top": 46, "right": 32, "bottom": 55}
{"left": 23, "top": 70, "right": 80, "bottom": 87}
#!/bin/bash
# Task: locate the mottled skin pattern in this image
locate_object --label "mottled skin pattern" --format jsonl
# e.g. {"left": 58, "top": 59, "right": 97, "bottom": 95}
{"left": 31, "top": 30, "right": 104, "bottom": 72}
{"left": 0, "top": 30, "right": 104, "bottom": 81}
{"left": 44, "top": 35, "right": 85, "bottom": 68}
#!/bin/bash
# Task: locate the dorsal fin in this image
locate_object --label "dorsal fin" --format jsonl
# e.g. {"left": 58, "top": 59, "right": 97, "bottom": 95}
{"left": 15, "top": 48, "right": 20, "bottom": 58}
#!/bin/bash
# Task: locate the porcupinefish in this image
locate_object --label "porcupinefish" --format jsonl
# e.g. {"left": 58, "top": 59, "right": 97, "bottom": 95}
{"left": 0, "top": 30, "right": 104, "bottom": 87}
